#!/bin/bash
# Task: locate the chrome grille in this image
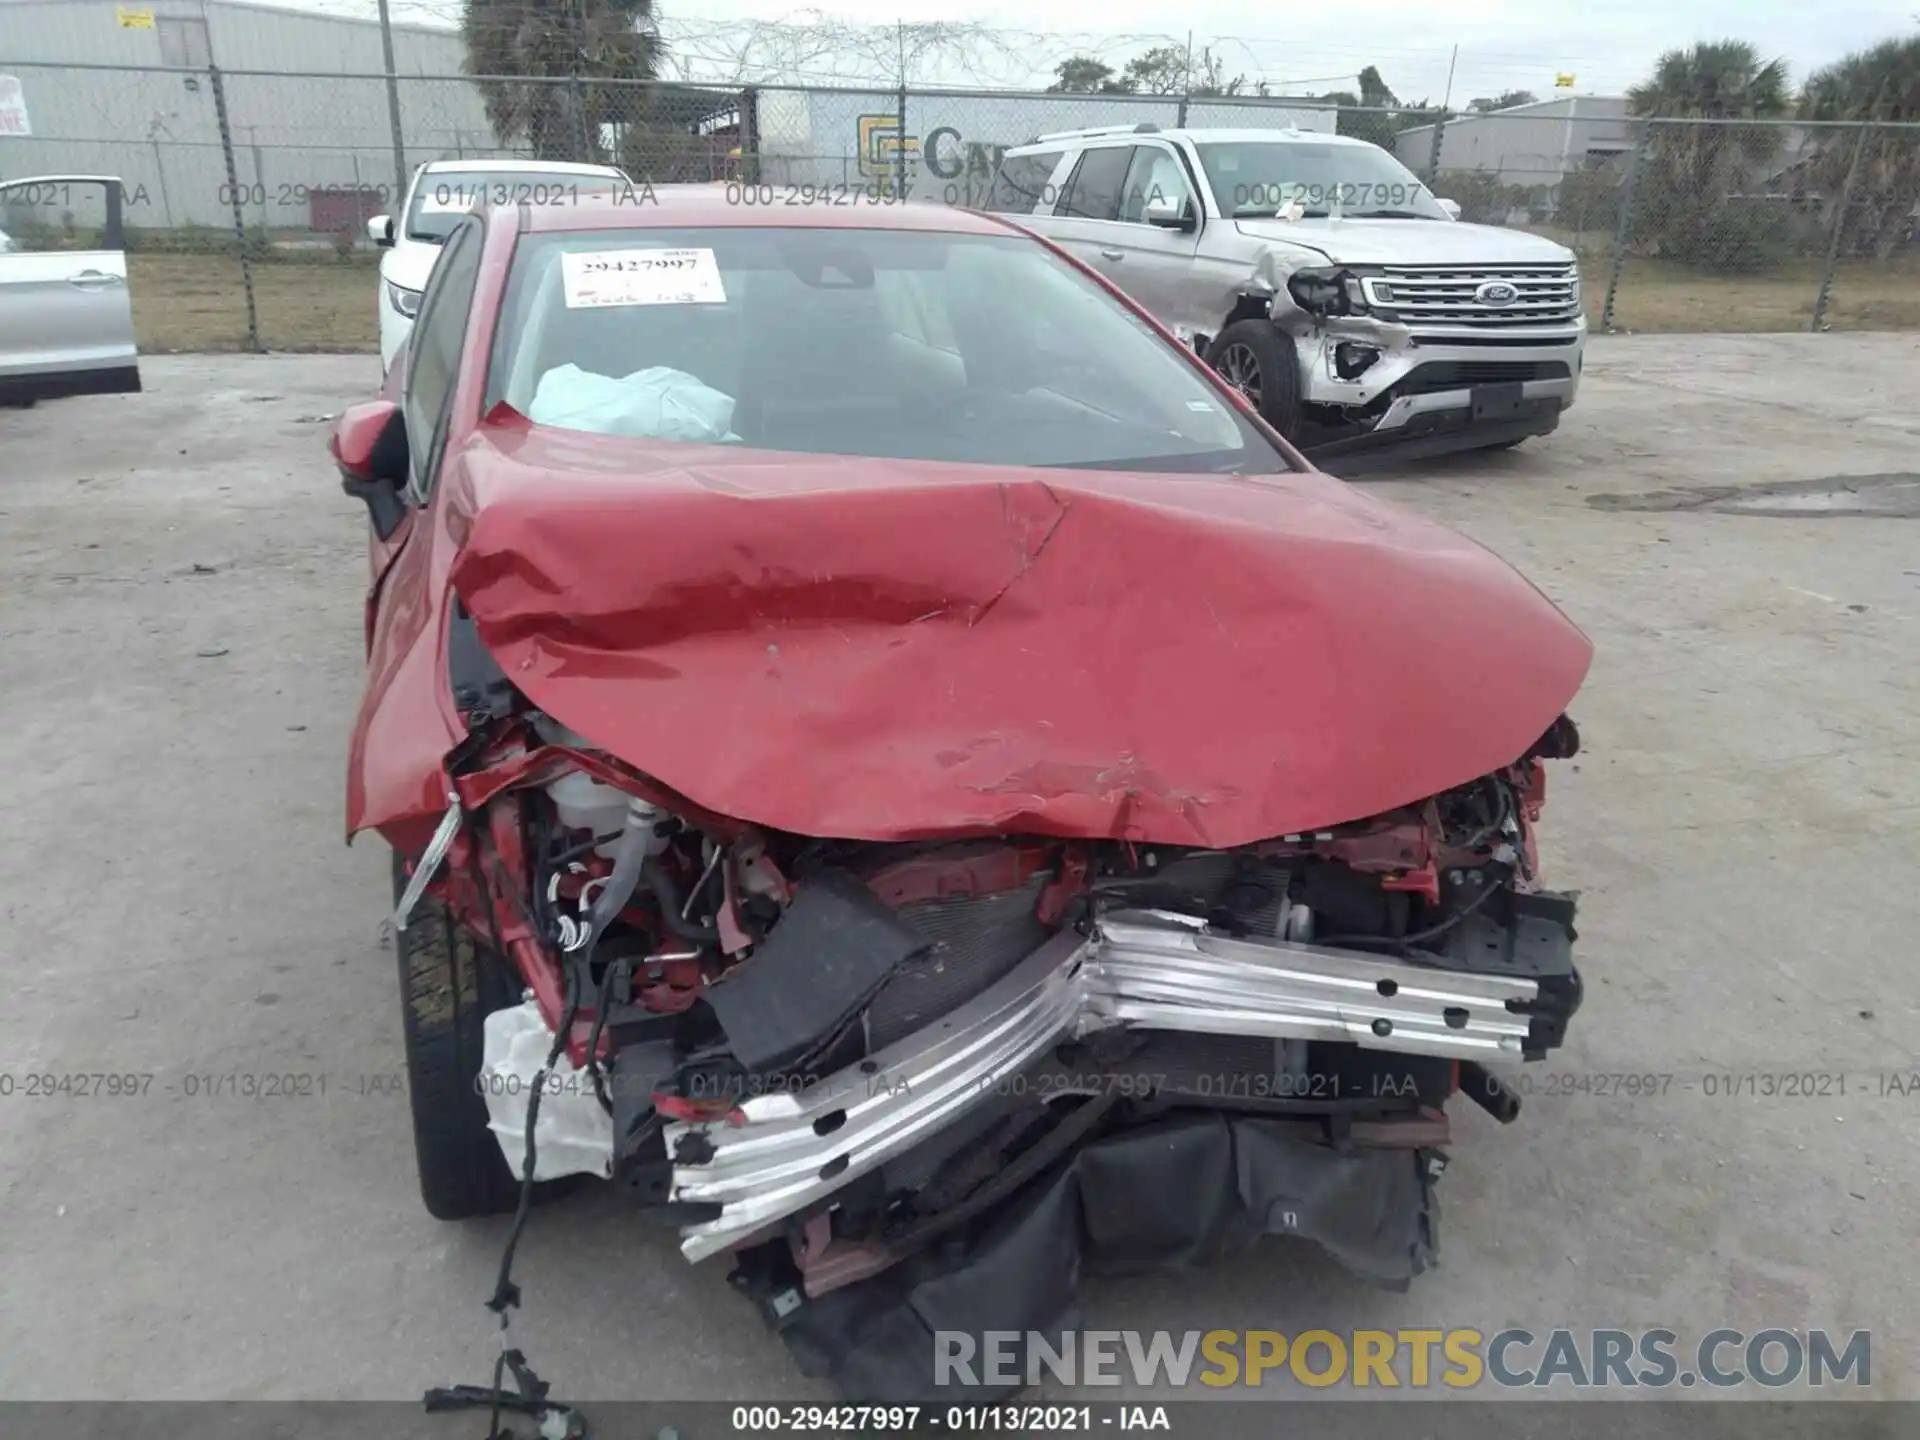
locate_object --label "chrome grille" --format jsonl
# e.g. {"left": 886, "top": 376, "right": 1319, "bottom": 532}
{"left": 1366, "top": 264, "right": 1581, "bottom": 329}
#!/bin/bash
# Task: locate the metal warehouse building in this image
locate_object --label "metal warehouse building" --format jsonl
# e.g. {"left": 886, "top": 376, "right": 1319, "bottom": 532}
{"left": 0, "top": 0, "right": 494, "bottom": 231}
{"left": 1395, "top": 95, "right": 1635, "bottom": 191}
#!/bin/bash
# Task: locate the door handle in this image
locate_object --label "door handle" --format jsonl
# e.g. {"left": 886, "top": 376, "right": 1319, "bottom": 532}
{"left": 1098, "top": 248, "right": 1125, "bottom": 261}
{"left": 67, "top": 269, "right": 123, "bottom": 289}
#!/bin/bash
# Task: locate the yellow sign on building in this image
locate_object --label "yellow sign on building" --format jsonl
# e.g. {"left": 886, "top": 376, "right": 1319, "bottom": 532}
{"left": 856, "top": 113, "right": 918, "bottom": 179}
{"left": 117, "top": 6, "right": 156, "bottom": 26}
{"left": 1554, "top": 72, "right": 1576, "bottom": 89}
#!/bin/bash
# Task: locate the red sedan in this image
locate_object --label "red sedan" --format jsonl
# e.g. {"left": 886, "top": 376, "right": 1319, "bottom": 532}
{"left": 332, "top": 189, "right": 1589, "bottom": 1400}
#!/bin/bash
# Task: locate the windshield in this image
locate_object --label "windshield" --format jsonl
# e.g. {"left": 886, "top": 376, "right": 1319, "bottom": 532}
{"left": 404, "top": 169, "right": 625, "bottom": 243}
{"left": 1196, "top": 141, "right": 1448, "bottom": 221}
{"left": 487, "top": 226, "right": 1290, "bottom": 475}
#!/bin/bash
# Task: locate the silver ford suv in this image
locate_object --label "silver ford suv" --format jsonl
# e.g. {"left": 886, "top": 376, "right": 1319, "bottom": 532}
{"left": 988, "top": 125, "right": 1585, "bottom": 461}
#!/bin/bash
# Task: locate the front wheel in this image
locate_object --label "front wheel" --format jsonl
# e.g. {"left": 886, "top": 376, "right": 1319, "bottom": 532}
{"left": 392, "top": 849, "right": 526, "bottom": 1220}
{"left": 1207, "top": 321, "right": 1303, "bottom": 440}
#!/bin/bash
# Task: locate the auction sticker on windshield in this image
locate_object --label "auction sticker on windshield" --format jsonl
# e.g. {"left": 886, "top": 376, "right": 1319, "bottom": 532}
{"left": 562, "top": 248, "right": 727, "bottom": 308}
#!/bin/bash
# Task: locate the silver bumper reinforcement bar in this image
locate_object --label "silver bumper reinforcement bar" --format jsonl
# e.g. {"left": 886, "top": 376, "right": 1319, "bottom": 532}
{"left": 1370, "top": 377, "right": 1575, "bottom": 434}
{"left": 666, "top": 909, "right": 1537, "bottom": 1261}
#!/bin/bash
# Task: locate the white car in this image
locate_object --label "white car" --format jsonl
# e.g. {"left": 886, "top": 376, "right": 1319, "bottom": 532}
{"left": 0, "top": 175, "right": 141, "bottom": 406}
{"left": 367, "top": 159, "right": 630, "bottom": 371}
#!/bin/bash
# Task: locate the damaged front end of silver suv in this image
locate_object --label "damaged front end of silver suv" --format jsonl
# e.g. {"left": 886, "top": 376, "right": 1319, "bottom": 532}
{"left": 1202, "top": 245, "right": 1585, "bottom": 467}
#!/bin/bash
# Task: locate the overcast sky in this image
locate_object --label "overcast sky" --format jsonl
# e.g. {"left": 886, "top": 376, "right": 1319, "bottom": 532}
{"left": 357, "top": 0, "right": 1913, "bottom": 99}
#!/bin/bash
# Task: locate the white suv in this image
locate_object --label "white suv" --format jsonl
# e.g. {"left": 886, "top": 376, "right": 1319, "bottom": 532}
{"left": 367, "top": 158, "right": 630, "bottom": 371}
{"left": 989, "top": 126, "right": 1586, "bottom": 461}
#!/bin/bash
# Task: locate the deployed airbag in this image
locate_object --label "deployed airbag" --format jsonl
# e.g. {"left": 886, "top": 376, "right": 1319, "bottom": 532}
{"left": 528, "top": 363, "right": 741, "bottom": 443}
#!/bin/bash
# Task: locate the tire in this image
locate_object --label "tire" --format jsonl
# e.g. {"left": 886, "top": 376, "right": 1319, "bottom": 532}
{"left": 1207, "top": 320, "right": 1303, "bottom": 440}
{"left": 392, "top": 848, "right": 526, "bottom": 1220}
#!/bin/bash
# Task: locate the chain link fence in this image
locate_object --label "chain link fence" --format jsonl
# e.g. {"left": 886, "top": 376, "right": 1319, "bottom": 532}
{"left": 2, "top": 58, "right": 1916, "bottom": 350}
{"left": 1409, "top": 112, "right": 1920, "bottom": 335}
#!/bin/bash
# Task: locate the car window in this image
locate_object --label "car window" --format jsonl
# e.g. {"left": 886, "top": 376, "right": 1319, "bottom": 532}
{"left": 1057, "top": 148, "right": 1132, "bottom": 221}
{"left": 486, "top": 225, "right": 1290, "bottom": 475}
{"left": 874, "top": 269, "right": 959, "bottom": 352}
{"left": 402, "top": 220, "right": 484, "bottom": 498}
{"left": 404, "top": 169, "right": 624, "bottom": 244}
{"left": 986, "top": 150, "right": 1064, "bottom": 213}
{"left": 1119, "top": 147, "right": 1194, "bottom": 224}
{"left": 0, "top": 178, "right": 126, "bottom": 251}
{"left": 1195, "top": 141, "right": 1448, "bottom": 220}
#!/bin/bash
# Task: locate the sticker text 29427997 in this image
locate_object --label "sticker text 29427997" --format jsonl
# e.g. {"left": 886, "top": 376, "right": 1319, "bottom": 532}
{"left": 560, "top": 248, "right": 728, "bottom": 309}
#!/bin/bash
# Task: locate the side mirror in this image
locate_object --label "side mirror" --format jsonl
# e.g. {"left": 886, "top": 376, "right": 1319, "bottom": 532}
{"left": 331, "top": 400, "right": 410, "bottom": 539}
{"left": 1145, "top": 194, "right": 1196, "bottom": 231}
{"left": 367, "top": 214, "right": 395, "bottom": 247}
{"left": 1436, "top": 198, "right": 1462, "bottom": 221}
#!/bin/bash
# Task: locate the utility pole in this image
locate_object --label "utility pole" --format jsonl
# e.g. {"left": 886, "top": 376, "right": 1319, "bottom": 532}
{"left": 1427, "top": 44, "right": 1458, "bottom": 182}
{"left": 376, "top": 0, "right": 407, "bottom": 207}
{"left": 1179, "top": 29, "right": 1194, "bottom": 124}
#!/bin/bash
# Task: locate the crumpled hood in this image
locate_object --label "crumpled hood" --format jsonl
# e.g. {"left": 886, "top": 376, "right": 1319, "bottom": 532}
{"left": 443, "top": 420, "right": 1590, "bottom": 847}
{"left": 1234, "top": 217, "right": 1575, "bottom": 267}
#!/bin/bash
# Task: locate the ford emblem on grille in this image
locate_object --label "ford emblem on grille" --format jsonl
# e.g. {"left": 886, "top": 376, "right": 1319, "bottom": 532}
{"left": 1475, "top": 281, "right": 1520, "bottom": 306}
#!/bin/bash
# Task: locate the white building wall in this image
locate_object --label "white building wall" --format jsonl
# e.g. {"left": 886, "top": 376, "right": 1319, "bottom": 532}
{"left": 755, "top": 87, "right": 1336, "bottom": 191}
{"left": 1395, "top": 97, "right": 1633, "bottom": 187}
{"left": 0, "top": 0, "right": 492, "bottom": 229}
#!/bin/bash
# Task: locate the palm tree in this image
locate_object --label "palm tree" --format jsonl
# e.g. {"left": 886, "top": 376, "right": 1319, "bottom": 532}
{"left": 463, "top": 0, "right": 662, "bottom": 163}
{"left": 1626, "top": 39, "right": 1791, "bottom": 186}
{"left": 1329, "top": 67, "right": 1429, "bottom": 150}
{"left": 1799, "top": 36, "right": 1920, "bottom": 258}
{"left": 1625, "top": 41, "right": 1793, "bottom": 265}
{"left": 1628, "top": 41, "right": 1791, "bottom": 120}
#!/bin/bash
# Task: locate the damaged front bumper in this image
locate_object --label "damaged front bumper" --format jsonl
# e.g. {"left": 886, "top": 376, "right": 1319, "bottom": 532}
{"left": 666, "top": 907, "right": 1567, "bottom": 1262}
{"left": 1296, "top": 323, "right": 1584, "bottom": 421}
{"left": 1293, "top": 321, "right": 1585, "bottom": 471}
{"left": 1254, "top": 262, "right": 1586, "bottom": 466}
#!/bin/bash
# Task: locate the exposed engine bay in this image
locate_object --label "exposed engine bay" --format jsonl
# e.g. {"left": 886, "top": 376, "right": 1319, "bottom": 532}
{"left": 405, "top": 702, "right": 1582, "bottom": 1368}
